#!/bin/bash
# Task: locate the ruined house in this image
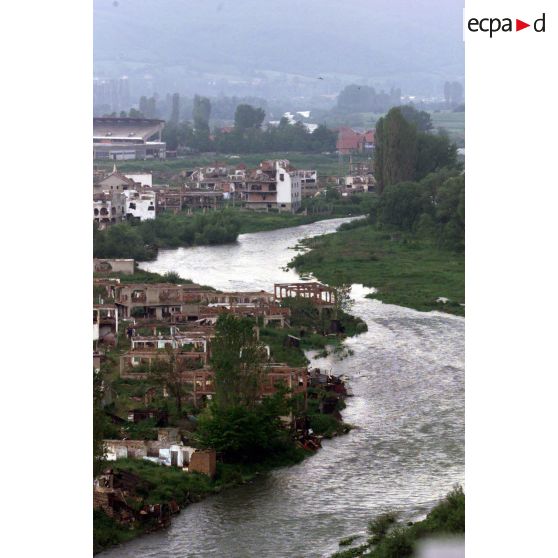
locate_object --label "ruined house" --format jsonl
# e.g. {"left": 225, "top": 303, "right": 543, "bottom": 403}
{"left": 94, "top": 258, "right": 135, "bottom": 275}
{"left": 93, "top": 304, "right": 119, "bottom": 348}
{"left": 114, "top": 283, "right": 207, "bottom": 320}
{"left": 274, "top": 282, "right": 337, "bottom": 309}
{"left": 236, "top": 160, "right": 302, "bottom": 213}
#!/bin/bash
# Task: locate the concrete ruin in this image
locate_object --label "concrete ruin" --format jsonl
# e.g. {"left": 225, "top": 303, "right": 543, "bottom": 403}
{"left": 94, "top": 258, "right": 135, "bottom": 275}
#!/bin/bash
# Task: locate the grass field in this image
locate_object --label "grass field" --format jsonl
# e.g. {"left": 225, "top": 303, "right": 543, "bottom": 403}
{"left": 290, "top": 223, "right": 464, "bottom": 316}
{"left": 431, "top": 110, "right": 465, "bottom": 145}
{"left": 94, "top": 152, "right": 372, "bottom": 181}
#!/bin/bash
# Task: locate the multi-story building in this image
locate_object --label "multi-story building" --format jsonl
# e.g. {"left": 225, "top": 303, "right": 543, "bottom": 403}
{"left": 114, "top": 283, "right": 206, "bottom": 320}
{"left": 93, "top": 191, "right": 127, "bottom": 229}
{"left": 292, "top": 169, "right": 319, "bottom": 198}
{"left": 240, "top": 160, "right": 301, "bottom": 212}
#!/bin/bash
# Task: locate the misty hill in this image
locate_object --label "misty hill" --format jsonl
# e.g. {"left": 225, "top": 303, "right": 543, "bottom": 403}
{"left": 94, "top": 0, "right": 464, "bottom": 99}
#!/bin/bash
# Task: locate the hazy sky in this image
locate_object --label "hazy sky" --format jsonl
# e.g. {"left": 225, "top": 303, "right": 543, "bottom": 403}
{"left": 94, "top": 0, "right": 464, "bottom": 97}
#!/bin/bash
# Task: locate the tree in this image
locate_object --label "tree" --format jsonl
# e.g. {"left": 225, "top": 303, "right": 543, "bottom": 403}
{"left": 415, "top": 133, "right": 457, "bottom": 180}
{"left": 195, "top": 392, "right": 291, "bottom": 462}
{"left": 170, "top": 92, "right": 180, "bottom": 124}
{"left": 195, "top": 313, "right": 295, "bottom": 464}
{"left": 193, "top": 95, "right": 211, "bottom": 132}
{"left": 377, "top": 181, "right": 434, "bottom": 232}
{"left": 311, "top": 124, "right": 337, "bottom": 151}
{"left": 211, "top": 314, "right": 269, "bottom": 409}
{"left": 149, "top": 348, "right": 187, "bottom": 415}
{"left": 234, "top": 104, "right": 265, "bottom": 130}
{"left": 399, "top": 105, "right": 433, "bottom": 132}
{"left": 336, "top": 84, "right": 399, "bottom": 113}
{"left": 374, "top": 108, "right": 417, "bottom": 194}
{"left": 434, "top": 174, "right": 465, "bottom": 251}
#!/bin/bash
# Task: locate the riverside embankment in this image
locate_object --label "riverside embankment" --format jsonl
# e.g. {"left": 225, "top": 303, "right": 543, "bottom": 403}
{"left": 101, "top": 216, "right": 464, "bottom": 558}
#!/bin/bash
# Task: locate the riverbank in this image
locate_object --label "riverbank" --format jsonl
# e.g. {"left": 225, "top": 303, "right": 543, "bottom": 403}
{"left": 94, "top": 199, "right": 371, "bottom": 262}
{"left": 94, "top": 267, "right": 364, "bottom": 553}
{"left": 94, "top": 450, "right": 308, "bottom": 554}
{"left": 289, "top": 219, "right": 464, "bottom": 316}
{"left": 330, "top": 486, "right": 464, "bottom": 558}
{"left": 97, "top": 217, "right": 463, "bottom": 557}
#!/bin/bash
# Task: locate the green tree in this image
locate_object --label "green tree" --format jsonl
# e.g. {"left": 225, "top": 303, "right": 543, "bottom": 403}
{"left": 434, "top": 174, "right": 465, "bottom": 251}
{"left": 195, "top": 392, "right": 291, "bottom": 462}
{"left": 399, "top": 105, "right": 433, "bottom": 132}
{"left": 234, "top": 104, "right": 266, "bottom": 130}
{"left": 415, "top": 133, "right": 457, "bottom": 180}
{"left": 377, "top": 181, "right": 433, "bottom": 232}
{"left": 211, "top": 314, "right": 269, "bottom": 409}
{"left": 374, "top": 108, "right": 418, "bottom": 194}
{"left": 149, "top": 348, "right": 187, "bottom": 415}
{"left": 193, "top": 95, "right": 211, "bottom": 132}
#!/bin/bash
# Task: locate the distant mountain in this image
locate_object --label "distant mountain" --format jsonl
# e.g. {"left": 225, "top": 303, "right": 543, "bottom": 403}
{"left": 94, "top": 0, "right": 464, "bottom": 99}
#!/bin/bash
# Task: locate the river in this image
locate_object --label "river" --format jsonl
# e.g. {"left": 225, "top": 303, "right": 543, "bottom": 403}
{"left": 103, "top": 217, "right": 464, "bottom": 558}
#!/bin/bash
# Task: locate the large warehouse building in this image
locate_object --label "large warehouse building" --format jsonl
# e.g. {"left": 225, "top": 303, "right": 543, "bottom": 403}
{"left": 93, "top": 117, "right": 166, "bottom": 160}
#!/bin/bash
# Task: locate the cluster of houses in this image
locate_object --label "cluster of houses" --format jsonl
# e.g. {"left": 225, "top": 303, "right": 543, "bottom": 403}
{"left": 93, "top": 148, "right": 378, "bottom": 230}
{"left": 92, "top": 159, "right": 320, "bottom": 229}
{"left": 93, "top": 263, "right": 340, "bottom": 419}
{"left": 93, "top": 265, "right": 349, "bottom": 524}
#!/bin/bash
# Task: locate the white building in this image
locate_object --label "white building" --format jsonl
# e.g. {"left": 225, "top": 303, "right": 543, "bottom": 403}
{"left": 276, "top": 161, "right": 301, "bottom": 213}
{"left": 124, "top": 189, "right": 156, "bottom": 221}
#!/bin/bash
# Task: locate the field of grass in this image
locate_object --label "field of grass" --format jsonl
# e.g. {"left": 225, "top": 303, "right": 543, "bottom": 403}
{"left": 94, "top": 152, "right": 368, "bottom": 180}
{"left": 431, "top": 110, "right": 465, "bottom": 145}
{"left": 289, "top": 223, "right": 464, "bottom": 316}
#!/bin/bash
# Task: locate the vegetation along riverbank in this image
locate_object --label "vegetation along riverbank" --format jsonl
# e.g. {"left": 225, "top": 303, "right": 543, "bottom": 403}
{"left": 94, "top": 269, "right": 365, "bottom": 552}
{"left": 290, "top": 169, "right": 464, "bottom": 316}
{"left": 93, "top": 194, "right": 375, "bottom": 262}
{"left": 330, "top": 486, "right": 465, "bottom": 558}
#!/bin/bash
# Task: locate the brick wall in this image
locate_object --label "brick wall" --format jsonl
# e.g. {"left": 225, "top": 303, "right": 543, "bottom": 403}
{"left": 189, "top": 450, "right": 216, "bottom": 478}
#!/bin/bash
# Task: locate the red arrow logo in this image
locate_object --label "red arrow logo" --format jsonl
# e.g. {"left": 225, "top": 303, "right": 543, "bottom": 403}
{"left": 516, "top": 19, "right": 530, "bottom": 31}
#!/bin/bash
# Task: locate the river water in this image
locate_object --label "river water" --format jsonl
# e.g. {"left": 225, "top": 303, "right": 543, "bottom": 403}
{"left": 103, "top": 217, "right": 464, "bottom": 558}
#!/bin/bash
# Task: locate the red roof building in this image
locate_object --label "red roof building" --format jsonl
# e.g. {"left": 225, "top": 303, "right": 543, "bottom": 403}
{"left": 336, "top": 127, "right": 366, "bottom": 154}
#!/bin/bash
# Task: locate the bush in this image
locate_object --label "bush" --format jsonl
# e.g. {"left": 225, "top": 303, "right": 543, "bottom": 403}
{"left": 308, "top": 413, "right": 346, "bottom": 438}
{"left": 93, "top": 510, "right": 137, "bottom": 553}
{"left": 368, "top": 512, "right": 398, "bottom": 544}
{"left": 94, "top": 211, "right": 241, "bottom": 261}
{"left": 373, "top": 527, "right": 414, "bottom": 558}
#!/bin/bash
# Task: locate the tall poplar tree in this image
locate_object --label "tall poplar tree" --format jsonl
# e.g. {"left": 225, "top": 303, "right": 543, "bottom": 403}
{"left": 211, "top": 314, "right": 268, "bottom": 410}
{"left": 374, "top": 107, "right": 417, "bottom": 194}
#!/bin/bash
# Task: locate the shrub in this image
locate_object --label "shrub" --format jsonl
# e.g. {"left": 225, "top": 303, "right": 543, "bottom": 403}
{"left": 368, "top": 511, "right": 398, "bottom": 544}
